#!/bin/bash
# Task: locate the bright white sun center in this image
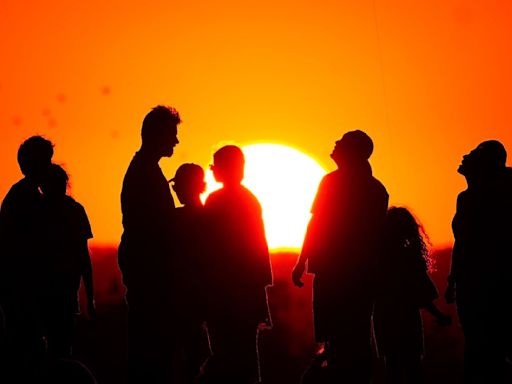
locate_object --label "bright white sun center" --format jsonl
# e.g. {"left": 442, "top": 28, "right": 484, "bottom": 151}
{"left": 203, "top": 144, "right": 326, "bottom": 251}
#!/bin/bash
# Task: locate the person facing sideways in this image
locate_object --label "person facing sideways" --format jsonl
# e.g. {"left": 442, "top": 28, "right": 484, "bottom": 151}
{"left": 0, "top": 135, "right": 54, "bottom": 381}
{"left": 202, "top": 145, "right": 273, "bottom": 384}
{"left": 39, "top": 164, "right": 95, "bottom": 359}
{"left": 117, "top": 105, "right": 181, "bottom": 383}
{"left": 292, "top": 130, "right": 388, "bottom": 384}
{"left": 170, "top": 163, "right": 211, "bottom": 382}
{"left": 373, "top": 207, "right": 451, "bottom": 384}
{"left": 445, "top": 140, "right": 512, "bottom": 384}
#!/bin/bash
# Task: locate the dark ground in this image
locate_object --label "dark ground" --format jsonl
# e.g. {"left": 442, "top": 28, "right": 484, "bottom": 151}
{"left": 71, "top": 247, "right": 507, "bottom": 383}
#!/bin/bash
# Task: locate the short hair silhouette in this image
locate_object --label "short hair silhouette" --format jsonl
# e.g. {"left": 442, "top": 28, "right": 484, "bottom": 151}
{"left": 476, "top": 140, "right": 507, "bottom": 168}
{"left": 340, "top": 130, "right": 373, "bottom": 160}
{"left": 172, "top": 163, "right": 205, "bottom": 191}
{"left": 212, "top": 145, "right": 245, "bottom": 184}
{"left": 17, "top": 135, "right": 54, "bottom": 177}
{"left": 141, "top": 105, "right": 181, "bottom": 144}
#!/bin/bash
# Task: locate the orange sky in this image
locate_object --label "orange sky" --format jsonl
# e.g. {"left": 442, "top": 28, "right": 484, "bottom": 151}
{"left": 1, "top": 0, "right": 511, "bottom": 247}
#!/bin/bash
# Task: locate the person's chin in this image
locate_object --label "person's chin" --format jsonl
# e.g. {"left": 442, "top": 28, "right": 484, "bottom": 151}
{"left": 164, "top": 148, "right": 174, "bottom": 157}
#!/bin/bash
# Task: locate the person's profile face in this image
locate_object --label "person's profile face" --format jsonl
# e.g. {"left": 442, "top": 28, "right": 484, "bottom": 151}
{"left": 458, "top": 147, "right": 479, "bottom": 176}
{"left": 210, "top": 164, "right": 223, "bottom": 183}
{"left": 330, "top": 139, "right": 347, "bottom": 165}
{"left": 160, "top": 125, "right": 179, "bottom": 157}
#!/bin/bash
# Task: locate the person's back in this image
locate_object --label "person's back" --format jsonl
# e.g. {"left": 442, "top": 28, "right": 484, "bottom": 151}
{"left": 39, "top": 164, "right": 95, "bottom": 358}
{"left": 205, "top": 185, "right": 272, "bottom": 307}
{"left": 41, "top": 167, "right": 93, "bottom": 309}
{"left": 203, "top": 145, "right": 272, "bottom": 384}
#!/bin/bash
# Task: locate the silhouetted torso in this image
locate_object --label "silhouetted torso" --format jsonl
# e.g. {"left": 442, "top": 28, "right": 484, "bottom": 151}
{"left": 118, "top": 151, "right": 176, "bottom": 300}
{"left": 452, "top": 168, "right": 512, "bottom": 302}
{"left": 174, "top": 205, "right": 207, "bottom": 317}
{"left": 450, "top": 167, "right": 512, "bottom": 382}
{"left": 305, "top": 165, "right": 388, "bottom": 276}
{"left": 374, "top": 241, "right": 438, "bottom": 358}
{"left": 0, "top": 178, "right": 45, "bottom": 302}
{"left": 302, "top": 163, "right": 388, "bottom": 340}
{"left": 204, "top": 184, "right": 272, "bottom": 323}
{"left": 41, "top": 195, "right": 93, "bottom": 312}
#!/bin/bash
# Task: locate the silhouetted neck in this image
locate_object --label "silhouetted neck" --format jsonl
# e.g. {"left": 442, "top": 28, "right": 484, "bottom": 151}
{"left": 136, "top": 147, "right": 161, "bottom": 163}
{"left": 466, "top": 166, "right": 509, "bottom": 191}
{"left": 339, "top": 160, "right": 372, "bottom": 178}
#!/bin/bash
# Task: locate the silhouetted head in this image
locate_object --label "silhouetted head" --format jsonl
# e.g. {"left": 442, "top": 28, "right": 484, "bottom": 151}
{"left": 331, "top": 130, "right": 373, "bottom": 167}
{"left": 41, "top": 164, "right": 68, "bottom": 198}
{"left": 211, "top": 145, "right": 245, "bottom": 186}
{"left": 458, "top": 140, "right": 507, "bottom": 178}
{"left": 17, "top": 136, "right": 54, "bottom": 181}
{"left": 171, "top": 163, "right": 206, "bottom": 206}
{"left": 386, "top": 207, "right": 432, "bottom": 270}
{"left": 141, "top": 105, "right": 181, "bottom": 158}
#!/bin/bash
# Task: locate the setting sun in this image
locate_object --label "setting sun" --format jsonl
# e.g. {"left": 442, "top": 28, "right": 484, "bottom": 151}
{"left": 203, "top": 143, "right": 326, "bottom": 251}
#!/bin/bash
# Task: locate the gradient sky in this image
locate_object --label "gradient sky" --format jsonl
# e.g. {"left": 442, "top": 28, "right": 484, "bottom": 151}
{"left": 1, "top": 0, "right": 511, "bottom": 247}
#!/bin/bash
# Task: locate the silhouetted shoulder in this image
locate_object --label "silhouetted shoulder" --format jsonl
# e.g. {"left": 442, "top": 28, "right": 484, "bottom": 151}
{"left": 1, "top": 179, "right": 37, "bottom": 211}
{"left": 205, "top": 185, "right": 262, "bottom": 214}
{"left": 62, "top": 196, "right": 93, "bottom": 240}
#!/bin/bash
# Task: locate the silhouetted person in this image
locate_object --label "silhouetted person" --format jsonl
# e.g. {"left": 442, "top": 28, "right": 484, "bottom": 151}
{"left": 203, "top": 145, "right": 272, "bottom": 384}
{"left": 171, "top": 163, "right": 211, "bottom": 382}
{"left": 292, "top": 130, "right": 388, "bottom": 383}
{"left": 39, "top": 164, "right": 95, "bottom": 358}
{"left": 118, "top": 105, "right": 181, "bottom": 383}
{"left": 373, "top": 207, "right": 451, "bottom": 384}
{"left": 445, "top": 140, "right": 512, "bottom": 383}
{"left": 0, "top": 136, "right": 54, "bottom": 381}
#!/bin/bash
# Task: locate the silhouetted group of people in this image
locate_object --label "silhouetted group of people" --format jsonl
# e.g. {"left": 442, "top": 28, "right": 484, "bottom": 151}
{"left": 1, "top": 104, "right": 511, "bottom": 383}
{"left": 0, "top": 137, "right": 96, "bottom": 382}
{"left": 118, "top": 106, "right": 272, "bottom": 383}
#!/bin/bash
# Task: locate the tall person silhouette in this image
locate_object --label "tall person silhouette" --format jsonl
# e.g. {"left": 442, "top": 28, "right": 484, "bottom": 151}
{"left": 293, "top": 131, "right": 388, "bottom": 383}
{"left": 445, "top": 140, "right": 512, "bottom": 383}
{"left": 203, "top": 145, "right": 272, "bottom": 384}
{"left": 0, "top": 136, "right": 54, "bottom": 381}
{"left": 118, "top": 105, "right": 181, "bottom": 383}
{"left": 39, "top": 164, "right": 96, "bottom": 358}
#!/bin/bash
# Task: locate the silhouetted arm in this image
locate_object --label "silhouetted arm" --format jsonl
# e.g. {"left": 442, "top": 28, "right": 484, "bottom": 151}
{"left": 446, "top": 194, "right": 464, "bottom": 304}
{"left": 293, "top": 177, "right": 329, "bottom": 288}
{"left": 80, "top": 240, "right": 96, "bottom": 319}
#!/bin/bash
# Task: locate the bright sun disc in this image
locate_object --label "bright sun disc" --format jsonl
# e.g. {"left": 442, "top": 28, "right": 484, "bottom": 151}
{"left": 203, "top": 143, "right": 326, "bottom": 251}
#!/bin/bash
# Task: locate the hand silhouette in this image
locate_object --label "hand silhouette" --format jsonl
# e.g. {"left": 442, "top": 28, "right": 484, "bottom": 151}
{"left": 444, "top": 282, "right": 455, "bottom": 304}
{"left": 292, "top": 262, "right": 305, "bottom": 288}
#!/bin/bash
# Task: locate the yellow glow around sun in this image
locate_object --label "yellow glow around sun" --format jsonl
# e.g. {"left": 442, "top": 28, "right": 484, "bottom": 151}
{"left": 203, "top": 143, "right": 326, "bottom": 251}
